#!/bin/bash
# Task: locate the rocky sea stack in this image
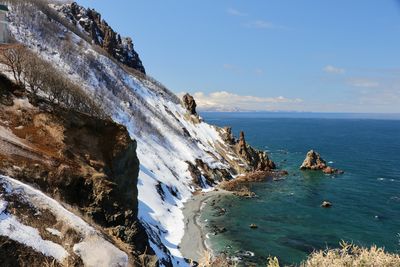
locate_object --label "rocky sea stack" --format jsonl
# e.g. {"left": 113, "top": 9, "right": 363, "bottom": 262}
{"left": 300, "top": 150, "right": 343, "bottom": 174}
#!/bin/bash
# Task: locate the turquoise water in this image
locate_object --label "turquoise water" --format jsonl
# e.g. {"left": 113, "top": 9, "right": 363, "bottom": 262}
{"left": 200, "top": 113, "right": 400, "bottom": 266}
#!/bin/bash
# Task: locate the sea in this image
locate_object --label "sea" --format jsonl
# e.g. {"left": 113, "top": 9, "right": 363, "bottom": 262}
{"left": 200, "top": 112, "right": 400, "bottom": 266}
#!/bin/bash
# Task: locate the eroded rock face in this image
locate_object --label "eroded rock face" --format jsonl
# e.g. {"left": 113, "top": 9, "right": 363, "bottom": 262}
{"left": 186, "top": 159, "right": 233, "bottom": 187}
{"left": 0, "top": 94, "right": 156, "bottom": 263}
{"left": 238, "top": 131, "right": 250, "bottom": 161}
{"left": 57, "top": 2, "right": 146, "bottom": 73}
{"left": 223, "top": 127, "right": 236, "bottom": 145}
{"left": 182, "top": 93, "right": 197, "bottom": 115}
{"left": 236, "top": 131, "right": 275, "bottom": 171}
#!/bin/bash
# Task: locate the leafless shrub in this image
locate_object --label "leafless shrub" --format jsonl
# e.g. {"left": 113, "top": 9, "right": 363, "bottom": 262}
{"left": 23, "top": 50, "right": 47, "bottom": 94}
{"left": 6, "top": 0, "right": 91, "bottom": 43}
{"left": 0, "top": 44, "right": 105, "bottom": 118}
{"left": 0, "top": 44, "right": 26, "bottom": 86}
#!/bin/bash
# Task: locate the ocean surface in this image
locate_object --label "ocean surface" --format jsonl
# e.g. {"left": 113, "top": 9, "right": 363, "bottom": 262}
{"left": 200, "top": 112, "right": 400, "bottom": 266}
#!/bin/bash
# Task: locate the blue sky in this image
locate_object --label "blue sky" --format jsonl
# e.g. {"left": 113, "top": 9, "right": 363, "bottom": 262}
{"left": 76, "top": 0, "right": 400, "bottom": 113}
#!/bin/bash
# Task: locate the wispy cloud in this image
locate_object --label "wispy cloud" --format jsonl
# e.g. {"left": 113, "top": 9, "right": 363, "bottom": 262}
{"left": 254, "top": 68, "right": 264, "bottom": 75}
{"left": 178, "top": 91, "right": 303, "bottom": 111}
{"left": 323, "top": 65, "right": 345, "bottom": 74}
{"left": 227, "top": 8, "right": 247, "bottom": 17}
{"left": 245, "top": 20, "right": 289, "bottom": 30}
{"left": 348, "top": 78, "right": 380, "bottom": 88}
{"left": 222, "top": 63, "right": 242, "bottom": 74}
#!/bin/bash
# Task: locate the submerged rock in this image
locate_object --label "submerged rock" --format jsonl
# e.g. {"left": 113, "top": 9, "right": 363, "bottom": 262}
{"left": 323, "top": 166, "right": 344, "bottom": 175}
{"left": 249, "top": 223, "right": 258, "bottom": 229}
{"left": 321, "top": 201, "right": 332, "bottom": 208}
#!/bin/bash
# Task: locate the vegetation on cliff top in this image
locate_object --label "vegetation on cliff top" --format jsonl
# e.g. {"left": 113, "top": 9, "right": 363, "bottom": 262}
{"left": 198, "top": 241, "right": 400, "bottom": 267}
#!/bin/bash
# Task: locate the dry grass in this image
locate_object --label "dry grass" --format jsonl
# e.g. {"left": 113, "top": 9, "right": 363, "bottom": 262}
{"left": 300, "top": 241, "right": 400, "bottom": 267}
{"left": 267, "top": 256, "right": 280, "bottom": 267}
{"left": 198, "top": 242, "right": 400, "bottom": 267}
{"left": 197, "top": 250, "right": 235, "bottom": 267}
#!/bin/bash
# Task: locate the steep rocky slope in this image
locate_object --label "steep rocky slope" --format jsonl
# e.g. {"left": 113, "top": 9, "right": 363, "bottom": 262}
{"left": 3, "top": 1, "right": 278, "bottom": 265}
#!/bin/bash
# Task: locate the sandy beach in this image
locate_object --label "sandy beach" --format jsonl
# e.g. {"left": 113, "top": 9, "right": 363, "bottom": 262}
{"left": 179, "top": 189, "right": 231, "bottom": 262}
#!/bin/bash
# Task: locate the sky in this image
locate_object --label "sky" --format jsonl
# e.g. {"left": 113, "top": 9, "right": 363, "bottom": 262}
{"left": 76, "top": 0, "right": 400, "bottom": 113}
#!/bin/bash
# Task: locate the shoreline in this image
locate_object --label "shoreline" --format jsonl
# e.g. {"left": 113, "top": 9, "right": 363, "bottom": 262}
{"left": 179, "top": 189, "right": 231, "bottom": 262}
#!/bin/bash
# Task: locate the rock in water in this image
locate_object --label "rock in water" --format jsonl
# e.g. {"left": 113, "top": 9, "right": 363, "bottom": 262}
{"left": 300, "top": 150, "right": 344, "bottom": 174}
{"left": 182, "top": 93, "right": 197, "bottom": 115}
{"left": 321, "top": 201, "right": 332, "bottom": 208}
{"left": 324, "top": 166, "right": 344, "bottom": 174}
{"left": 249, "top": 224, "right": 258, "bottom": 229}
{"left": 300, "top": 150, "right": 327, "bottom": 170}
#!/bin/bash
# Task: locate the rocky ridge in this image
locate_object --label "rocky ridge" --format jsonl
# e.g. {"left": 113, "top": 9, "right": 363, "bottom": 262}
{"left": 56, "top": 2, "right": 146, "bottom": 73}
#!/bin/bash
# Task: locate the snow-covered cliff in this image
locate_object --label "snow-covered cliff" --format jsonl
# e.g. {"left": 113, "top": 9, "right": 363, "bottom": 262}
{"left": 3, "top": 1, "right": 275, "bottom": 265}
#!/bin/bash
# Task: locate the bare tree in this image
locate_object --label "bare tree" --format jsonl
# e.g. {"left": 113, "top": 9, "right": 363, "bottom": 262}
{"left": 0, "top": 45, "right": 26, "bottom": 87}
{"left": 23, "top": 50, "right": 47, "bottom": 94}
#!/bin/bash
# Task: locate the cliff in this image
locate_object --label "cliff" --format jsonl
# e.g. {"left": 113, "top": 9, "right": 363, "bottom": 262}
{"left": 3, "top": 1, "right": 279, "bottom": 265}
{"left": 0, "top": 77, "right": 156, "bottom": 265}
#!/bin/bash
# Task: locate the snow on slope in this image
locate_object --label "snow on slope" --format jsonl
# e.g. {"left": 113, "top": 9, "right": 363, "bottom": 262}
{"left": 0, "top": 199, "right": 69, "bottom": 262}
{"left": 6, "top": 2, "right": 238, "bottom": 265}
{"left": 0, "top": 175, "right": 129, "bottom": 266}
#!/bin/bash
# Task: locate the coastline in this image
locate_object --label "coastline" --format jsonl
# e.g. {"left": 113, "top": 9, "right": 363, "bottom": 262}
{"left": 179, "top": 189, "right": 231, "bottom": 262}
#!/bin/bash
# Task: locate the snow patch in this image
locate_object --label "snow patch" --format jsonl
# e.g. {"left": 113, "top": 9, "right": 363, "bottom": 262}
{"left": 0, "top": 199, "right": 68, "bottom": 261}
{"left": 0, "top": 175, "right": 128, "bottom": 267}
{"left": 73, "top": 236, "right": 129, "bottom": 267}
{"left": 46, "top": 228, "right": 62, "bottom": 237}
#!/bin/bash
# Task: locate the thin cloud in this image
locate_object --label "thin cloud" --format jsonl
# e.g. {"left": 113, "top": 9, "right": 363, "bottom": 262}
{"left": 323, "top": 65, "right": 345, "bottom": 74}
{"left": 178, "top": 91, "right": 303, "bottom": 111}
{"left": 223, "top": 63, "right": 242, "bottom": 74}
{"left": 254, "top": 68, "right": 264, "bottom": 75}
{"left": 348, "top": 78, "right": 380, "bottom": 88}
{"left": 245, "top": 20, "right": 289, "bottom": 30}
{"left": 227, "top": 8, "right": 247, "bottom": 17}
